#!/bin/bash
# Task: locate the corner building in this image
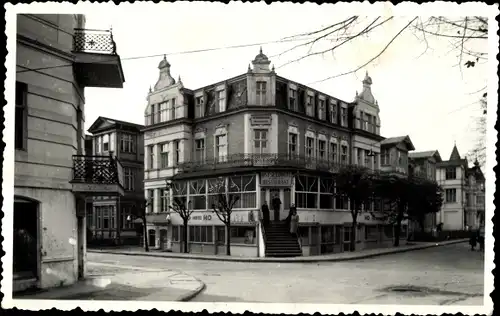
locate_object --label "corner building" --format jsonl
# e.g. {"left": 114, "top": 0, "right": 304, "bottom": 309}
{"left": 143, "top": 49, "right": 404, "bottom": 257}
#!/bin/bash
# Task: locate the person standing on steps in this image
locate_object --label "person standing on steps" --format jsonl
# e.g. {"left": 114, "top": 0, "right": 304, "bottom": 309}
{"left": 285, "top": 203, "right": 296, "bottom": 227}
{"left": 290, "top": 209, "right": 299, "bottom": 238}
{"left": 271, "top": 194, "right": 281, "bottom": 222}
{"left": 261, "top": 201, "right": 270, "bottom": 227}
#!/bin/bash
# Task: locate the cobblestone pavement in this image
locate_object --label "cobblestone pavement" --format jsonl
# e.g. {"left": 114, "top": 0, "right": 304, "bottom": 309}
{"left": 88, "top": 243, "right": 486, "bottom": 305}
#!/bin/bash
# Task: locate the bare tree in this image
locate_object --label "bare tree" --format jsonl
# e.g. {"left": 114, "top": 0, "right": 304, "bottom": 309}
{"left": 276, "top": 16, "right": 488, "bottom": 83}
{"left": 168, "top": 197, "right": 193, "bottom": 253}
{"left": 467, "top": 92, "right": 487, "bottom": 167}
{"left": 130, "top": 198, "right": 150, "bottom": 252}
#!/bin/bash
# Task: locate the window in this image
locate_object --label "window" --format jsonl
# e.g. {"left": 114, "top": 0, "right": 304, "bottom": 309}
{"left": 195, "top": 139, "right": 205, "bottom": 162}
{"left": 171, "top": 98, "right": 176, "bottom": 119}
{"left": 148, "top": 145, "right": 155, "bottom": 169}
{"left": 319, "top": 177, "right": 334, "bottom": 209}
{"left": 445, "top": 189, "right": 457, "bottom": 203}
{"left": 120, "top": 134, "right": 136, "bottom": 153}
{"left": 373, "top": 154, "right": 378, "bottom": 170}
{"left": 305, "top": 137, "right": 315, "bottom": 158}
{"left": 445, "top": 167, "right": 456, "bottom": 180}
{"left": 253, "top": 129, "right": 268, "bottom": 154}
{"left": 340, "top": 107, "right": 347, "bottom": 126}
{"left": 341, "top": 145, "right": 348, "bottom": 164}
{"left": 330, "top": 142, "right": 337, "bottom": 162}
{"left": 318, "top": 140, "right": 326, "bottom": 160}
{"left": 330, "top": 102, "right": 337, "bottom": 124}
{"left": 208, "top": 178, "right": 225, "bottom": 208}
{"left": 215, "top": 134, "right": 227, "bottom": 162}
{"left": 159, "top": 188, "right": 168, "bottom": 212}
{"left": 365, "top": 225, "right": 379, "bottom": 240}
{"left": 381, "top": 149, "right": 390, "bottom": 165}
{"left": 356, "top": 148, "right": 362, "bottom": 165}
{"left": 160, "top": 101, "right": 168, "bottom": 122}
{"left": 318, "top": 99, "right": 325, "bottom": 120}
{"left": 189, "top": 180, "right": 207, "bottom": 210}
{"left": 15, "top": 81, "right": 27, "bottom": 150}
{"left": 147, "top": 189, "right": 155, "bottom": 213}
{"left": 230, "top": 226, "right": 256, "bottom": 244}
{"left": 121, "top": 205, "right": 133, "bottom": 229}
{"left": 289, "top": 88, "right": 297, "bottom": 110}
{"left": 103, "top": 134, "right": 109, "bottom": 152}
{"left": 173, "top": 140, "right": 180, "bottom": 165}
{"left": 124, "top": 167, "right": 134, "bottom": 191}
{"left": 288, "top": 133, "right": 297, "bottom": 157}
{"left": 364, "top": 149, "right": 371, "bottom": 167}
{"left": 306, "top": 95, "right": 314, "bottom": 116}
{"left": 397, "top": 151, "right": 402, "bottom": 166}
{"left": 190, "top": 226, "right": 213, "bottom": 243}
{"left": 195, "top": 96, "right": 204, "bottom": 118}
{"left": 321, "top": 225, "right": 335, "bottom": 254}
{"left": 229, "top": 175, "right": 257, "bottom": 209}
{"left": 150, "top": 104, "right": 156, "bottom": 125}
{"left": 217, "top": 90, "right": 225, "bottom": 112}
{"left": 160, "top": 143, "right": 169, "bottom": 168}
{"left": 256, "top": 81, "right": 267, "bottom": 105}
{"left": 295, "top": 175, "right": 318, "bottom": 209}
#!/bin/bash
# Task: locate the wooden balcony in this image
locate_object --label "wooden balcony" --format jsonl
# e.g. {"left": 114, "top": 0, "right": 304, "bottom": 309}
{"left": 72, "top": 29, "right": 125, "bottom": 88}
{"left": 177, "top": 153, "right": 347, "bottom": 174}
{"left": 70, "top": 155, "right": 125, "bottom": 196}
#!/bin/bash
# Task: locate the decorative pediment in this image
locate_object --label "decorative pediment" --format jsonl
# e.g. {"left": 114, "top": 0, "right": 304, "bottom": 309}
{"left": 88, "top": 116, "right": 116, "bottom": 133}
{"left": 288, "top": 120, "right": 298, "bottom": 127}
{"left": 194, "top": 127, "right": 207, "bottom": 134}
{"left": 306, "top": 125, "right": 316, "bottom": 133}
{"left": 318, "top": 129, "right": 327, "bottom": 135}
{"left": 250, "top": 115, "right": 272, "bottom": 126}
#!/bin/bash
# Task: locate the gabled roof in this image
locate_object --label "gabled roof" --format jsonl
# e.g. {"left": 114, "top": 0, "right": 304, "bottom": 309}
{"left": 380, "top": 135, "right": 415, "bottom": 151}
{"left": 88, "top": 116, "right": 144, "bottom": 134}
{"left": 408, "top": 150, "right": 442, "bottom": 162}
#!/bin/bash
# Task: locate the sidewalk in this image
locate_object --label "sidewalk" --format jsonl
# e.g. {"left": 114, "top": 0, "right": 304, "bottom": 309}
{"left": 14, "top": 267, "right": 205, "bottom": 302}
{"left": 89, "top": 239, "right": 468, "bottom": 263}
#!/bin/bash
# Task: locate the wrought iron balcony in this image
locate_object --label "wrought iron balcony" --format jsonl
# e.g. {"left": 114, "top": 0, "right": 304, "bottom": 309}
{"left": 177, "top": 153, "right": 348, "bottom": 174}
{"left": 72, "top": 28, "right": 125, "bottom": 88}
{"left": 70, "top": 155, "right": 125, "bottom": 196}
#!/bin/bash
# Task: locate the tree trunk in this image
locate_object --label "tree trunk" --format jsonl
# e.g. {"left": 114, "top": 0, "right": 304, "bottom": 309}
{"left": 226, "top": 221, "right": 231, "bottom": 256}
{"left": 183, "top": 219, "right": 189, "bottom": 253}
{"left": 394, "top": 207, "right": 404, "bottom": 247}
{"left": 142, "top": 217, "right": 149, "bottom": 252}
{"left": 350, "top": 209, "right": 357, "bottom": 252}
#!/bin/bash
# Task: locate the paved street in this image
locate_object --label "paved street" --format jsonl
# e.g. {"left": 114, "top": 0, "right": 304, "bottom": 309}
{"left": 87, "top": 243, "right": 485, "bottom": 305}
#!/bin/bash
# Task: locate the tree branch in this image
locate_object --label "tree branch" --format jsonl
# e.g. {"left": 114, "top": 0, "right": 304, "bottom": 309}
{"left": 281, "top": 16, "right": 358, "bottom": 41}
{"left": 309, "top": 17, "right": 418, "bottom": 85}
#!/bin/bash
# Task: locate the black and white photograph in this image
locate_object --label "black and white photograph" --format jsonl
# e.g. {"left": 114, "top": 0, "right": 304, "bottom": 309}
{"left": 2, "top": 2, "right": 497, "bottom": 315}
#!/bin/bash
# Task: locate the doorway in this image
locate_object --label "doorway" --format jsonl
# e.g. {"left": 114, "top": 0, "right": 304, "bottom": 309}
{"left": 13, "top": 197, "right": 39, "bottom": 282}
{"left": 343, "top": 226, "right": 352, "bottom": 252}
{"left": 261, "top": 188, "right": 292, "bottom": 221}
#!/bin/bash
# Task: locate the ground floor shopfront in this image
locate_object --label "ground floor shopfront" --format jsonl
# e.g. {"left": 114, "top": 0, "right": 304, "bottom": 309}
{"left": 143, "top": 171, "right": 408, "bottom": 257}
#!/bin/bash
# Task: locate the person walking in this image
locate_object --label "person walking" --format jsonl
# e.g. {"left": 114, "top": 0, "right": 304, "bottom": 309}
{"left": 261, "top": 201, "right": 270, "bottom": 227}
{"left": 469, "top": 231, "right": 477, "bottom": 251}
{"left": 285, "top": 203, "right": 296, "bottom": 227}
{"left": 290, "top": 209, "right": 299, "bottom": 238}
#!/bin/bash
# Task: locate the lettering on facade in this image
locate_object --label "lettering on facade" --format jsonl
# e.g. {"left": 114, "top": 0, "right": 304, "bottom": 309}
{"left": 190, "top": 214, "right": 212, "bottom": 221}
{"left": 250, "top": 115, "right": 272, "bottom": 126}
{"left": 73, "top": 183, "right": 117, "bottom": 192}
{"left": 260, "top": 172, "right": 292, "bottom": 187}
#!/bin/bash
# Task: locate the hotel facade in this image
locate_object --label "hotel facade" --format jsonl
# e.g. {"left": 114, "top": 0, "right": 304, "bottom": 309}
{"left": 142, "top": 49, "right": 411, "bottom": 257}
{"left": 14, "top": 14, "right": 125, "bottom": 291}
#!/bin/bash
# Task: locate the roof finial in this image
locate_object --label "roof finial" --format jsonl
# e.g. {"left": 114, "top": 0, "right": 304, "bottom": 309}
{"left": 272, "top": 64, "right": 275, "bottom": 72}
{"left": 149, "top": 86, "right": 152, "bottom": 93}
{"left": 178, "top": 75, "right": 182, "bottom": 82}
{"left": 260, "top": 46, "right": 263, "bottom": 54}
{"left": 163, "top": 54, "right": 166, "bottom": 60}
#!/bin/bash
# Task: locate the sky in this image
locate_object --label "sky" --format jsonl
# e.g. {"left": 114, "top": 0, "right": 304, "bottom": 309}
{"left": 83, "top": 2, "right": 493, "bottom": 163}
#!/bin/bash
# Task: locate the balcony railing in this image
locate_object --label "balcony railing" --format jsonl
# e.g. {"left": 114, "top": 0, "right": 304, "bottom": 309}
{"left": 73, "top": 28, "right": 117, "bottom": 55}
{"left": 72, "top": 155, "right": 123, "bottom": 186}
{"left": 177, "top": 153, "right": 348, "bottom": 173}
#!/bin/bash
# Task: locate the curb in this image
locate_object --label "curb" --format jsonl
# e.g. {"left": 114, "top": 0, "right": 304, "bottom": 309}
{"left": 177, "top": 277, "right": 206, "bottom": 302}
{"left": 89, "top": 239, "right": 467, "bottom": 263}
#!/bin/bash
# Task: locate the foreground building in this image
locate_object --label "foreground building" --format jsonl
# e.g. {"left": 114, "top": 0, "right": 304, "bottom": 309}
{"left": 14, "top": 14, "right": 124, "bottom": 292}
{"left": 142, "top": 49, "right": 409, "bottom": 257}
{"left": 86, "top": 117, "right": 144, "bottom": 246}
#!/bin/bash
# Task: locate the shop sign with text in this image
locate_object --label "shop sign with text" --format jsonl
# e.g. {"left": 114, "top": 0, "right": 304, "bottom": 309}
{"left": 260, "top": 172, "right": 292, "bottom": 187}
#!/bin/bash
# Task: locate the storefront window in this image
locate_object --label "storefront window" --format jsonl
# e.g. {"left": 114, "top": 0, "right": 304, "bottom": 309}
{"left": 321, "top": 225, "right": 335, "bottom": 254}
{"left": 230, "top": 226, "right": 256, "bottom": 244}
{"left": 295, "top": 175, "right": 318, "bottom": 209}
{"left": 229, "top": 175, "right": 257, "bottom": 209}
{"left": 172, "top": 226, "right": 179, "bottom": 241}
{"left": 189, "top": 225, "right": 213, "bottom": 243}
{"left": 298, "top": 226, "right": 309, "bottom": 245}
{"left": 216, "top": 226, "right": 225, "bottom": 244}
{"left": 365, "top": 225, "right": 379, "bottom": 240}
{"left": 383, "top": 225, "right": 393, "bottom": 239}
{"left": 189, "top": 180, "right": 207, "bottom": 210}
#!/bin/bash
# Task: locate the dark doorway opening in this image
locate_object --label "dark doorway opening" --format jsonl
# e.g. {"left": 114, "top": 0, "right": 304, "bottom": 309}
{"left": 13, "top": 198, "right": 39, "bottom": 281}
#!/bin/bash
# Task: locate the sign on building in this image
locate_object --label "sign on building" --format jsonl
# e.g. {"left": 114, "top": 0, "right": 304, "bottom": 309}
{"left": 260, "top": 172, "right": 293, "bottom": 187}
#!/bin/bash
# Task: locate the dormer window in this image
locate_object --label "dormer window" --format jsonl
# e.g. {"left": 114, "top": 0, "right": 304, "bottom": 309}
{"left": 306, "top": 95, "right": 314, "bottom": 117}
{"left": 330, "top": 102, "right": 337, "bottom": 124}
{"left": 217, "top": 90, "right": 226, "bottom": 112}
{"left": 289, "top": 88, "right": 297, "bottom": 111}
{"left": 195, "top": 96, "right": 204, "bottom": 118}
{"left": 256, "top": 81, "right": 267, "bottom": 106}
{"left": 340, "top": 106, "right": 347, "bottom": 127}
{"left": 318, "top": 99, "right": 325, "bottom": 120}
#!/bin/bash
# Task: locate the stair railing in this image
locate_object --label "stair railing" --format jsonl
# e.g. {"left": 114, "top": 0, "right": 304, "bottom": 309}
{"left": 257, "top": 217, "right": 267, "bottom": 257}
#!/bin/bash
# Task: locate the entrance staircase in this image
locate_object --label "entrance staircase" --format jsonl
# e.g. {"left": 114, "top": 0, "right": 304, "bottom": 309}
{"left": 263, "top": 221, "right": 302, "bottom": 257}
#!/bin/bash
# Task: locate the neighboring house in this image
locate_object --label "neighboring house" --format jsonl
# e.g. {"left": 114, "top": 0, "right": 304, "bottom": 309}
{"left": 465, "top": 160, "right": 485, "bottom": 230}
{"left": 142, "top": 48, "right": 407, "bottom": 257}
{"left": 379, "top": 136, "right": 415, "bottom": 177}
{"left": 86, "top": 116, "right": 145, "bottom": 246}
{"left": 436, "top": 145, "right": 469, "bottom": 230}
{"left": 14, "top": 14, "right": 124, "bottom": 292}
{"left": 408, "top": 150, "right": 443, "bottom": 232}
